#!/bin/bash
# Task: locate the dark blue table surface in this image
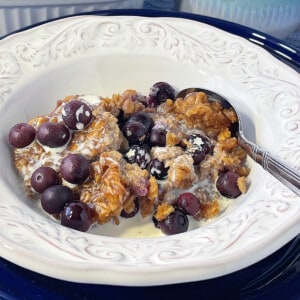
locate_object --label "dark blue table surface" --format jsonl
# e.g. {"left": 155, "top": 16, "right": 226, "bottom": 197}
{"left": 0, "top": 9, "right": 299, "bottom": 300}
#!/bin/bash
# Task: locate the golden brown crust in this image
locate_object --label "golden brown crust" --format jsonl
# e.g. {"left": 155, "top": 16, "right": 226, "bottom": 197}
{"left": 167, "top": 154, "right": 197, "bottom": 189}
{"left": 154, "top": 203, "right": 175, "bottom": 221}
{"left": 199, "top": 199, "right": 220, "bottom": 219}
{"left": 160, "top": 92, "right": 236, "bottom": 137}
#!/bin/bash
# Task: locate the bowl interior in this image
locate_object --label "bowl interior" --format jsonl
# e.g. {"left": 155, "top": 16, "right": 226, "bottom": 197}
{"left": 0, "top": 52, "right": 260, "bottom": 238}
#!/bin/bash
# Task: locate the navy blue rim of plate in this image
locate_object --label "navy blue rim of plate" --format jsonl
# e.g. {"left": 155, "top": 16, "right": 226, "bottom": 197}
{"left": 0, "top": 8, "right": 299, "bottom": 300}
{"left": 1, "top": 9, "right": 300, "bottom": 72}
{"left": 96, "top": 9, "right": 300, "bottom": 71}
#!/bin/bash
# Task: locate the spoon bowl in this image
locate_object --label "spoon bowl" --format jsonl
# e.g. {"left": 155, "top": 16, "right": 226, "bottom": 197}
{"left": 177, "top": 88, "right": 300, "bottom": 196}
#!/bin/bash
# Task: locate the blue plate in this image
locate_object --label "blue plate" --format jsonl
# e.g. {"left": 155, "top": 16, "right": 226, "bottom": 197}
{"left": 0, "top": 9, "right": 299, "bottom": 300}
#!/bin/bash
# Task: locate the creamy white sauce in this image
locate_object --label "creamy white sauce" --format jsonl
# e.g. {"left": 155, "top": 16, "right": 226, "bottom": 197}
{"left": 79, "top": 94, "right": 101, "bottom": 106}
{"left": 76, "top": 122, "right": 84, "bottom": 130}
{"left": 75, "top": 105, "right": 85, "bottom": 131}
{"left": 39, "top": 135, "right": 71, "bottom": 154}
{"left": 62, "top": 178, "right": 77, "bottom": 189}
{"left": 192, "top": 136, "right": 204, "bottom": 147}
{"left": 126, "top": 148, "right": 136, "bottom": 159}
{"left": 61, "top": 107, "right": 67, "bottom": 116}
{"left": 150, "top": 166, "right": 161, "bottom": 175}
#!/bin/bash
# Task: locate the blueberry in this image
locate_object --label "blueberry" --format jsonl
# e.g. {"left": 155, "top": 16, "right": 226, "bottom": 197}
{"left": 117, "top": 110, "right": 127, "bottom": 128}
{"left": 187, "top": 134, "right": 212, "bottom": 150}
{"left": 189, "top": 148, "right": 207, "bottom": 165}
{"left": 8, "top": 123, "right": 36, "bottom": 148}
{"left": 187, "top": 134, "right": 212, "bottom": 164}
{"left": 37, "top": 122, "right": 70, "bottom": 148}
{"left": 61, "top": 202, "right": 93, "bottom": 232}
{"left": 148, "top": 82, "right": 175, "bottom": 107}
{"left": 216, "top": 171, "right": 241, "bottom": 198}
{"left": 41, "top": 185, "right": 75, "bottom": 214}
{"left": 128, "top": 112, "right": 154, "bottom": 131}
{"left": 120, "top": 198, "right": 139, "bottom": 218}
{"left": 31, "top": 166, "right": 59, "bottom": 193}
{"left": 60, "top": 154, "right": 90, "bottom": 184}
{"left": 62, "top": 99, "right": 92, "bottom": 130}
{"left": 177, "top": 192, "right": 200, "bottom": 216}
{"left": 157, "top": 210, "right": 189, "bottom": 235}
{"left": 124, "top": 144, "right": 151, "bottom": 169}
{"left": 149, "top": 128, "right": 167, "bottom": 147}
{"left": 122, "top": 121, "right": 148, "bottom": 145}
{"left": 149, "top": 158, "right": 169, "bottom": 180}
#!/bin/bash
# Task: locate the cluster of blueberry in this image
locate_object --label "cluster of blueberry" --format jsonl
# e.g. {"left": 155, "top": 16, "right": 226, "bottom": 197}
{"left": 120, "top": 83, "right": 174, "bottom": 182}
{"left": 121, "top": 83, "right": 213, "bottom": 176}
{"left": 117, "top": 83, "right": 242, "bottom": 235}
{"left": 8, "top": 101, "right": 95, "bottom": 231}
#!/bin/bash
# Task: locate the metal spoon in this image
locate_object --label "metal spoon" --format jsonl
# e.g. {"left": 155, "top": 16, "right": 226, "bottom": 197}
{"left": 177, "top": 88, "right": 300, "bottom": 196}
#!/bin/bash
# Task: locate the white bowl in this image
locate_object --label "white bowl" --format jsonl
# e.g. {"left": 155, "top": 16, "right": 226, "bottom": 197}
{"left": 0, "top": 15, "right": 299, "bottom": 286}
{"left": 180, "top": 0, "right": 300, "bottom": 40}
{"left": 0, "top": 0, "right": 144, "bottom": 37}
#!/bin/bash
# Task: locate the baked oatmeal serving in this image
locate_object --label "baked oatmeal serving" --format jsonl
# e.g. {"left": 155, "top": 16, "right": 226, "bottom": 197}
{"left": 8, "top": 82, "right": 250, "bottom": 235}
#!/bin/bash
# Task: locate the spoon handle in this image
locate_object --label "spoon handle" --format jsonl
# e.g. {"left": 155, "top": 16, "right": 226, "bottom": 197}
{"left": 240, "top": 139, "right": 300, "bottom": 196}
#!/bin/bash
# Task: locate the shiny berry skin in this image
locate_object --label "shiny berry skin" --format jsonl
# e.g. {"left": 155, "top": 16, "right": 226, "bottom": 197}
{"left": 41, "top": 185, "right": 75, "bottom": 214}
{"left": 157, "top": 210, "right": 189, "bottom": 235}
{"left": 8, "top": 123, "right": 36, "bottom": 148}
{"left": 128, "top": 112, "right": 154, "bottom": 131}
{"left": 187, "top": 134, "right": 212, "bottom": 164}
{"left": 62, "top": 100, "right": 92, "bottom": 130}
{"left": 120, "top": 198, "right": 139, "bottom": 218}
{"left": 61, "top": 202, "right": 93, "bottom": 232}
{"left": 149, "top": 158, "right": 169, "bottom": 180}
{"left": 216, "top": 171, "right": 241, "bottom": 198}
{"left": 31, "top": 166, "right": 59, "bottom": 193}
{"left": 122, "top": 121, "right": 148, "bottom": 145}
{"left": 152, "top": 215, "right": 160, "bottom": 228}
{"left": 117, "top": 110, "right": 127, "bottom": 128}
{"left": 177, "top": 192, "right": 200, "bottom": 216}
{"left": 124, "top": 145, "right": 150, "bottom": 169}
{"left": 60, "top": 154, "right": 90, "bottom": 184}
{"left": 189, "top": 148, "right": 207, "bottom": 165}
{"left": 37, "top": 122, "right": 70, "bottom": 148}
{"left": 149, "top": 128, "right": 167, "bottom": 147}
{"left": 187, "top": 134, "right": 212, "bottom": 150}
{"left": 148, "top": 82, "right": 175, "bottom": 107}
